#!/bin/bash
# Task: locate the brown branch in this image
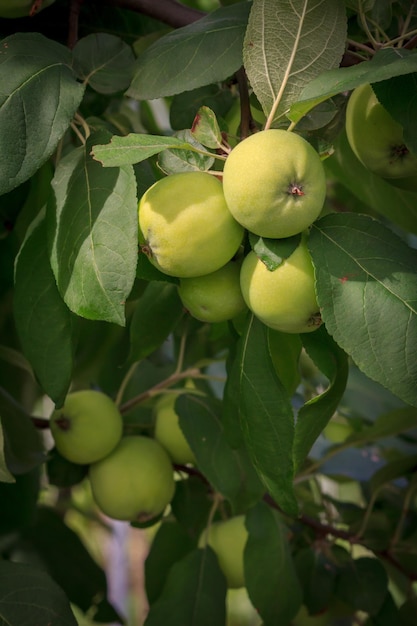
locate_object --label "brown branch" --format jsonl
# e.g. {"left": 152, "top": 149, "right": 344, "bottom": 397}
{"left": 104, "top": 0, "right": 204, "bottom": 28}
{"left": 67, "top": 0, "right": 84, "bottom": 49}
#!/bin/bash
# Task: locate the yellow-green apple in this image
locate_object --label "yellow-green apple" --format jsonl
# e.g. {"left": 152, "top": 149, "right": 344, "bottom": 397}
{"left": 153, "top": 394, "right": 196, "bottom": 465}
{"left": 50, "top": 390, "right": 123, "bottom": 465}
{"left": 199, "top": 515, "right": 248, "bottom": 588}
{"left": 222, "top": 129, "right": 326, "bottom": 238}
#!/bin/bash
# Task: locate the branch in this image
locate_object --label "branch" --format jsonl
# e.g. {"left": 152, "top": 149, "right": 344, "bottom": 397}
{"left": 104, "top": 0, "right": 204, "bottom": 28}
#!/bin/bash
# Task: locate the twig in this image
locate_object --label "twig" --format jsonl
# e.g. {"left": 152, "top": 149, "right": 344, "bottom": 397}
{"left": 104, "top": 0, "right": 204, "bottom": 28}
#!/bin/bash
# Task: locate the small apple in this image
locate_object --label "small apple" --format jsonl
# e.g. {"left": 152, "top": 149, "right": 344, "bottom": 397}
{"left": 89, "top": 436, "right": 175, "bottom": 523}
{"left": 50, "top": 390, "right": 123, "bottom": 465}
{"left": 345, "top": 83, "right": 417, "bottom": 179}
{"left": 222, "top": 129, "right": 326, "bottom": 238}
{"left": 199, "top": 515, "right": 248, "bottom": 588}
{"left": 177, "top": 259, "right": 247, "bottom": 323}
{"left": 0, "top": 0, "right": 55, "bottom": 18}
{"left": 323, "top": 414, "right": 354, "bottom": 443}
{"left": 153, "top": 394, "right": 196, "bottom": 465}
{"left": 240, "top": 237, "right": 321, "bottom": 334}
{"left": 138, "top": 171, "right": 244, "bottom": 278}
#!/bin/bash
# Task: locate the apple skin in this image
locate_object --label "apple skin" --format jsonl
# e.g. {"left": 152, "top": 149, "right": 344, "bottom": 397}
{"left": 345, "top": 83, "right": 417, "bottom": 179}
{"left": 240, "top": 238, "right": 321, "bottom": 334}
{"left": 178, "top": 260, "right": 247, "bottom": 323}
{"left": 89, "top": 436, "right": 175, "bottom": 522}
{"left": 199, "top": 515, "right": 248, "bottom": 588}
{"left": 138, "top": 171, "right": 244, "bottom": 278}
{"left": 50, "top": 390, "right": 123, "bottom": 465}
{"left": 0, "top": 0, "right": 55, "bottom": 18}
{"left": 153, "top": 394, "right": 196, "bottom": 465}
{"left": 222, "top": 129, "right": 326, "bottom": 238}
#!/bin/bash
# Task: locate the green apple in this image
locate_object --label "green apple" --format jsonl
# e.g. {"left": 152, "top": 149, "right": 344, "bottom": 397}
{"left": 89, "top": 436, "right": 175, "bottom": 522}
{"left": 222, "top": 129, "right": 326, "bottom": 238}
{"left": 50, "top": 390, "right": 123, "bottom": 465}
{"left": 153, "top": 394, "right": 196, "bottom": 465}
{"left": 138, "top": 171, "right": 244, "bottom": 278}
{"left": 199, "top": 515, "right": 248, "bottom": 588}
{"left": 323, "top": 414, "right": 354, "bottom": 443}
{"left": 240, "top": 237, "right": 321, "bottom": 334}
{"left": 345, "top": 83, "right": 417, "bottom": 179}
{"left": 177, "top": 259, "right": 247, "bottom": 323}
{"left": 0, "top": 0, "right": 55, "bottom": 17}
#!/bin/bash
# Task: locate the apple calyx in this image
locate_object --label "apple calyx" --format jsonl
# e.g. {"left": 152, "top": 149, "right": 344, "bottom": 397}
{"left": 288, "top": 183, "right": 305, "bottom": 197}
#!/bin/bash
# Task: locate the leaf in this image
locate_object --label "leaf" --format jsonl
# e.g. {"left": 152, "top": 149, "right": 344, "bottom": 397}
{"left": 0, "top": 33, "right": 85, "bottom": 195}
{"left": 177, "top": 393, "right": 264, "bottom": 512}
{"left": 144, "top": 548, "right": 227, "bottom": 626}
{"left": 127, "top": 2, "right": 251, "bottom": 101}
{"left": 0, "top": 387, "right": 45, "bottom": 476}
{"left": 157, "top": 129, "right": 215, "bottom": 175}
{"left": 234, "top": 315, "right": 297, "bottom": 516}
{"left": 0, "top": 425, "right": 14, "bottom": 483}
{"left": 369, "top": 454, "right": 417, "bottom": 495}
{"left": 249, "top": 232, "right": 301, "bottom": 271}
{"left": 72, "top": 33, "right": 135, "bottom": 94}
{"left": 191, "top": 106, "right": 223, "bottom": 150}
{"left": 335, "top": 557, "right": 388, "bottom": 615}
{"left": 0, "top": 467, "right": 40, "bottom": 533}
{"left": 47, "top": 130, "right": 138, "bottom": 326}
{"left": 290, "top": 47, "right": 417, "bottom": 123}
{"left": 245, "top": 502, "right": 302, "bottom": 625}
{"left": 243, "top": 0, "right": 346, "bottom": 127}
{"left": 294, "top": 546, "right": 337, "bottom": 615}
{"left": 293, "top": 326, "right": 349, "bottom": 472}
{"left": 92, "top": 133, "right": 204, "bottom": 167}
{"left": 309, "top": 212, "right": 417, "bottom": 407}
{"left": 14, "top": 215, "right": 74, "bottom": 405}
{"left": 0, "top": 560, "right": 78, "bottom": 626}
{"left": 128, "top": 282, "right": 184, "bottom": 363}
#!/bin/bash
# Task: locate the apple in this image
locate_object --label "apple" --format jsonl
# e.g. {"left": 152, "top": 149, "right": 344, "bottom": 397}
{"left": 50, "top": 390, "right": 123, "bottom": 465}
{"left": 240, "top": 237, "right": 321, "bottom": 334}
{"left": 345, "top": 82, "right": 417, "bottom": 179}
{"left": 323, "top": 414, "right": 354, "bottom": 443}
{"left": 222, "top": 129, "right": 326, "bottom": 238}
{"left": 177, "top": 259, "right": 247, "bottom": 323}
{"left": 138, "top": 171, "right": 244, "bottom": 278}
{"left": 88, "top": 436, "right": 175, "bottom": 523}
{"left": 199, "top": 515, "right": 248, "bottom": 588}
{"left": 153, "top": 394, "right": 196, "bottom": 465}
{"left": 0, "top": 0, "right": 55, "bottom": 18}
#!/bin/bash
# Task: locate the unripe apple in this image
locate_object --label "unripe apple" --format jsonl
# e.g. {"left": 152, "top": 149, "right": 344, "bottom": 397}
{"left": 50, "top": 390, "right": 123, "bottom": 465}
{"left": 0, "top": 0, "right": 55, "bottom": 18}
{"left": 222, "top": 129, "right": 326, "bottom": 238}
{"left": 177, "top": 259, "right": 247, "bottom": 323}
{"left": 153, "top": 394, "right": 196, "bottom": 465}
{"left": 240, "top": 237, "right": 321, "bottom": 334}
{"left": 138, "top": 171, "right": 244, "bottom": 278}
{"left": 89, "top": 436, "right": 175, "bottom": 523}
{"left": 345, "top": 83, "right": 417, "bottom": 179}
{"left": 199, "top": 515, "right": 248, "bottom": 588}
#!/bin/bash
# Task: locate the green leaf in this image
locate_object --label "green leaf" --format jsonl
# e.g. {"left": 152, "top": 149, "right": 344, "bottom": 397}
{"left": 290, "top": 47, "right": 417, "bottom": 123}
{"left": 128, "top": 282, "right": 184, "bottom": 363}
{"left": 243, "top": 0, "right": 346, "bottom": 127}
{"left": 127, "top": 2, "right": 251, "bottom": 101}
{"left": 0, "top": 33, "right": 85, "bottom": 195}
{"left": 47, "top": 131, "right": 138, "bottom": 326}
{"left": 335, "top": 557, "right": 388, "bottom": 615}
{"left": 372, "top": 74, "right": 417, "bottom": 154}
{"left": 144, "top": 548, "right": 227, "bottom": 626}
{"left": 72, "top": 33, "right": 135, "bottom": 94}
{"left": 293, "top": 326, "right": 349, "bottom": 472}
{"left": 369, "top": 454, "right": 417, "bottom": 495}
{"left": 234, "top": 315, "right": 297, "bottom": 516}
{"left": 249, "top": 233, "right": 301, "bottom": 271}
{"left": 14, "top": 216, "right": 74, "bottom": 405}
{"left": 0, "top": 467, "right": 40, "bottom": 533}
{"left": 267, "top": 329, "right": 302, "bottom": 396}
{"left": 170, "top": 84, "right": 234, "bottom": 131}
{"left": 309, "top": 212, "right": 417, "bottom": 407}
{"left": 0, "top": 387, "right": 45, "bottom": 476}
{"left": 0, "top": 560, "right": 78, "bottom": 626}
{"left": 294, "top": 546, "right": 337, "bottom": 614}
{"left": 245, "top": 502, "right": 302, "bottom": 625}
{"left": 325, "top": 130, "right": 417, "bottom": 235}
{"left": 157, "top": 129, "right": 215, "bottom": 175}
{"left": 177, "top": 393, "right": 264, "bottom": 512}
{"left": 0, "top": 424, "right": 14, "bottom": 483}
{"left": 191, "top": 106, "right": 223, "bottom": 150}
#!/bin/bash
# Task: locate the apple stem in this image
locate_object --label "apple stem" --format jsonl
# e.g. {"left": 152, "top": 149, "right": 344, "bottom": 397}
{"left": 54, "top": 414, "right": 72, "bottom": 431}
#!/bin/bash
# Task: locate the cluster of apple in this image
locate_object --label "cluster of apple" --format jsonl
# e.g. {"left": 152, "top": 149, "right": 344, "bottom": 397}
{"left": 345, "top": 83, "right": 417, "bottom": 191}
{"left": 139, "top": 128, "right": 327, "bottom": 334}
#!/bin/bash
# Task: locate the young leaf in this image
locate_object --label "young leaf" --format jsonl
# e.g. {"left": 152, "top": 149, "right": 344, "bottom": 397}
{"left": 127, "top": 3, "right": 251, "bottom": 101}
{"left": 158, "top": 129, "right": 215, "bottom": 175}
{"left": 249, "top": 233, "right": 301, "bottom": 271}
{"left": 234, "top": 315, "right": 297, "bottom": 516}
{"left": 309, "top": 212, "right": 417, "bottom": 407}
{"left": 245, "top": 501, "right": 303, "bottom": 625}
{"left": 47, "top": 130, "right": 138, "bottom": 326}
{"left": 14, "top": 215, "right": 74, "bottom": 405}
{"left": 72, "top": 33, "right": 135, "bottom": 94}
{"left": 0, "top": 560, "right": 78, "bottom": 626}
{"left": 243, "top": 0, "right": 346, "bottom": 127}
{"left": 144, "top": 547, "right": 227, "bottom": 626}
{"left": 191, "top": 106, "right": 223, "bottom": 150}
{"left": 0, "top": 33, "right": 84, "bottom": 195}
